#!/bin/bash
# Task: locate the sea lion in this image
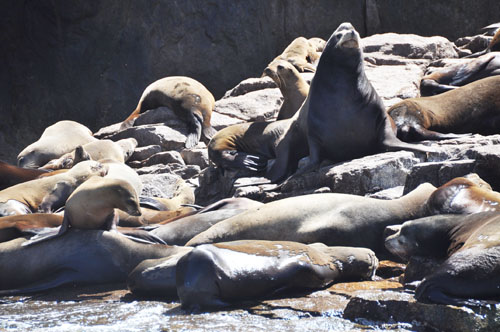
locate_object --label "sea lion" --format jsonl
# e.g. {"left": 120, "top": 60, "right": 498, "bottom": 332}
{"left": 22, "top": 176, "right": 142, "bottom": 246}
{"left": 465, "top": 26, "right": 500, "bottom": 58}
{"left": 0, "top": 160, "right": 107, "bottom": 216}
{"left": 263, "top": 60, "right": 309, "bottom": 120}
{"left": 384, "top": 212, "right": 500, "bottom": 306}
{"left": 0, "top": 160, "right": 49, "bottom": 190}
{"left": 426, "top": 176, "right": 500, "bottom": 215}
{"left": 0, "top": 213, "right": 63, "bottom": 243}
{"left": 102, "top": 159, "right": 143, "bottom": 197}
{"left": 389, "top": 76, "right": 500, "bottom": 141}
{"left": 176, "top": 240, "right": 378, "bottom": 310}
{"left": 40, "top": 138, "right": 137, "bottom": 170}
{"left": 420, "top": 52, "right": 500, "bottom": 96}
{"left": 17, "top": 120, "right": 97, "bottom": 169}
{"left": 308, "top": 37, "right": 327, "bottom": 52}
{"left": 266, "top": 23, "right": 432, "bottom": 182}
{"left": 0, "top": 229, "right": 191, "bottom": 295}
{"left": 208, "top": 119, "right": 292, "bottom": 173}
{"left": 120, "top": 76, "right": 217, "bottom": 148}
{"left": 265, "top": 37, "right": 320, "bottom": 74}
{"left": 186, "top": 183, "right": 436, "bottom": 257}
{"left": 116, "top": 206, "right": 196, "bottom": 227}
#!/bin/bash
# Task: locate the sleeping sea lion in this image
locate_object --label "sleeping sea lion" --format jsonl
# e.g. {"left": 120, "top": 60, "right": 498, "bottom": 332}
{"left": 120, "top": 76, "right": 217, "bottom": 148}
{"left": 0, "top": 160, "right": 49, "bottom": 190}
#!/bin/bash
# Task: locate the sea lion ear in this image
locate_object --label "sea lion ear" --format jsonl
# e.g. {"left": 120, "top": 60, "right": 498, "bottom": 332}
{"left": 73, "top": 146, "right": 91, "bottom": 164}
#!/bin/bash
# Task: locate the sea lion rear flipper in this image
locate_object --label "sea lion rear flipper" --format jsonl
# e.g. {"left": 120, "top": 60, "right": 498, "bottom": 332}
{"left": 202, "top": 125, "right": 218, "bottom": 141}
{"left": 139, "top": 196, "right": 168, "bottom": 211}
{"left": 22, "top": 215, "right": 70, "bottom": 246}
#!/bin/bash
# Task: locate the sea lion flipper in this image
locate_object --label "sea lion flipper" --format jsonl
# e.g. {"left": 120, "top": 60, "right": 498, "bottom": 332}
{"left": 409, "top": 125, "right": 471, "bottom": 141}
{"left": 202, "top": 125, "right": 217, "bottom": 140}
{"left": 139, "top": 196, "right": 168, "bottom": 211}
{"left": 0, "top": 270, "right": 74, "bottom": 296}
{"left": 185, "top": 110, "right": 203, "bottom": 148}
{"left": 21, "top": 226, "right": 63, "bottom": 247}
{"left": 38, "top": 181, "right": 74, "bottom": 213}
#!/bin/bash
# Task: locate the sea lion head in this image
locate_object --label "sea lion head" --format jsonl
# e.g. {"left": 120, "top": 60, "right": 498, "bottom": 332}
{"left": 111, "top": 180, "right": 142, "bottom": 217}
{"left": 263, "top": 60, "right": 299, "bottom": 89}
{"left": 388, "top": 101, "right": 431, "bottom": 141}
{"left": 325, "top": 22, "right": 361, "bottom": 57}
{"left": 384, "top": 224, "right": 417, "bottom": 261}
{"left": 17, "top": 147, "right": 50, "bottom": 169}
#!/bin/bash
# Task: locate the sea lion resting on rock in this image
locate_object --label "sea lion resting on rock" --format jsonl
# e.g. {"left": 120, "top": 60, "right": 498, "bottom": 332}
{"left": 0, "top": 160, "right": 107, "bottom": 216}
{"left": 384, "top": 212, "right": 500, "bottom": 306}
{"left": 420, "top": 52, "right": 500, "bottom": 96}
{"left": 120, "top": 76, "right": 217, "bottom": 148}
{"left": 40, "top": 138, "right": 138, "bottom": 170}
{"left": 176, "top": 240, "right": 378, "bottom": 310}
{"left": 263, "top": 59, "right": 310, "bottom": 120}
{"left": 389, "top": 76, "right": 500, "bottom": 141}
{"left": 187, "top": 183, "right": 437, "bottom": 257}
{"left": 0, "top": 213, "right": 63, "bottom": 243}
{"left": 0, "top": 160, "right": 49, "bottom": 190}
{"left": 267, "top": 23, "right": 432, "bottom": 182}
{"left": 17, "top": 120, "right": 97, "bottom": 169}
{"left": 0, "top": 229, "right": 191, "bottom": 295}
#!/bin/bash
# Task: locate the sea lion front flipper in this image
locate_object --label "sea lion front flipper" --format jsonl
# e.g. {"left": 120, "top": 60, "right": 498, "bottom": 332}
{"left": 185, "top": 110, "right": 203, "bottom": 148}
{"left": 38, "top": 181, "right": 74, "bottom": 213}
{"left": 300, "top": 63, "right": 317, "bottom": 73}
{"left": 202, "top": 125, "right": 218, "bottom": 141}
{"left": 22, "top": 214, "right": 70, "bottom": 246}
{"left": 408, "top": 124, "right": 471, "bottom": 141}
{"left": 118, "top": 228, "right": 167, "bottom": 245}
{"left": 420, "top": 79, "right": 458, "bottom": 95}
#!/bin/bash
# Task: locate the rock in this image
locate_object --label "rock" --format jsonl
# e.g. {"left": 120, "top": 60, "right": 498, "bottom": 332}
{"left": 367, "top": 186, "right": 405, "bottom": 200}
{"left": 214, "top": 88, "right": 283, "bottom": 122}
{"left": 222, "top": 77, "right": 277, "bottom": 98}
{"left": 375, "top": 260, "right": 406, "bottom": 279}
{"left": 129, "top": 144, "right": 162, "bottom": 162}
{"left": 455, "top": 34, "right": 492, "bottom": 53}
{"left": 180, "top": 148, "right": 210, "bottom": 169}
{"left": 136, "top": 163, "right": 201, "bottom": 180}
{"left": 140, "top": 173, "right": 186, "bottom": 198}
{"left": 128, "top": 151, "right": 185, "bottom": 168}
{"left": 362, "top": 33, "right": 458, "bottom": 60}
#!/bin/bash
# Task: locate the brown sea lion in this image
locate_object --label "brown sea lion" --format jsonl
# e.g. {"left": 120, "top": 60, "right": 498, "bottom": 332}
{"left": 0, "top": 160, "right": 107, "bottom": 216}
{"left": 186, "top": 183, "right": 436, "bottom": 258}
{"left": 420, "top": 52, "right": 500, "bottom": 96}
{"left": 17, "top": 120, "right": 97, "bottom": 169}
{"left": 384, "top": 212, "right": 500, "bottom": 306}
{"left": 426, "top": 176, "right": 500, "bottom": 215}
{"left": 389, "top": 76, "right": 500, "bottom": 141}
{"left": 263, "top": 60, "right": 310, "bottom": 120}
{"left": 308, "top": 37, "right": 326, "bottom": 52}
{"left": 0, "top": 213, "right": 63, "bottom": 243}
{"left": 0, "top": 160, "right": 49, "bottom": 190}
{"left": 40, "top": 138, "right": 137, "bottom": 170}
{"left": 265, "top": 37, "right": 320, "bottom": 74}
{"left": 120, "top": 76, "right": 217, "bottom": 148}
{"left": 0, "top": 229, "right": 191, "bottom": 295}
{"left": 116, "top": 206, "right": 196, "bottom": 227}
{"left": 176, "top": 241, "right": 378, "bottom": 310}
{"left": 208, "top": 119, "right": 292, "bottom": 173}
{"left": 267, "top": 23, "right": 432, "bottom": 182}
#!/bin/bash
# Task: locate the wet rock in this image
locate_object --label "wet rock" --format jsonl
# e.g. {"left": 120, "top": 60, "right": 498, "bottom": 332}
{"left": 362, "top": 33, "right": 458, "bottom": 60}
{"left": 129, "top": 145, "right": 162, "bottom": 162}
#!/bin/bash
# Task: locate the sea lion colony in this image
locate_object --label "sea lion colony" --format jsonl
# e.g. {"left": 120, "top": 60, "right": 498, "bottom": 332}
{"left": 1, "top": 22, "right": 500, "bottom": 310}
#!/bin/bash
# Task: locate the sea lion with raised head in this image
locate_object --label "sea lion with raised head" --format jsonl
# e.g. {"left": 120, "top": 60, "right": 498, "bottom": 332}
{"left": 120, "top": 76, "right": 217, "bottom": 148}
{"left": 263, "top": 59, "right": 309, "bottom": 120}
{"left": 265, "top": 36, "right": 320, "bottom": 74}
{"left": 17, "top": 120, "right": 97, "bottom": 169}
{"left": 389, "top": 76, "right": 500, "bottom": 141}
{"left": 0, "top": 160, "right": 107, "bottom": 216}
{"left": 176, "top": 240, "right": 378, "bottom": 310}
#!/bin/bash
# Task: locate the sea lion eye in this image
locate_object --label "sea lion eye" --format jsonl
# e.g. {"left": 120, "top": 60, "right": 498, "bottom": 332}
{"left": 277, "top": 65, "right": 284, "bottom": 71}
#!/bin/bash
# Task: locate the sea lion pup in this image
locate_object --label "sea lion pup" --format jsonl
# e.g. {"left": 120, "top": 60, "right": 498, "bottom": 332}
{"left": 0, "top": 160, "right": 49, "bottom": 190}
{"left": 426, "top": 176, "right": 500, "bottom": 215}
{"left": 384, "top": 212, "right": 500, "bottom": 306}
{"left": 420, "top": 52, "right": 500, "bottom": 96}
{"left": 120, "top": 76, "right": 217, "bottom": 148}
{"left": 176, "top": 240, "right": 378, "bottom": 310}
{"left": 263, "top": 60, "right": 310, "bottom": 120}
{"left": 388, "top": 76, "right": 500, "bottom": 141}
{"left": 265, "top": 37, "right": 320, "bottom": 74}
{"left": 208, "top": 119, "right": 292, "bottom": 173}
{"left": 0, "top": 213, "right": 63, "bottom": 243}
{"left": 186, "top": 183, "right": 436, "bottom": 257}
{"left": 17, "top": 120, "right": 97, "bottom": 169}
{"left": 40, "top": 138, "right": 138, "bottom": 170}
{"left": 0, "top": 160, "right": 107, "bottom": 216}
{"left": 0, "top": 230, "right": 191, "bottom": 295}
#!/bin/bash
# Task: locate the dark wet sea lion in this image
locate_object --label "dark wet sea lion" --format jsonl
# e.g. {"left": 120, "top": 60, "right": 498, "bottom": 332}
{"left": 384, "top": 212, "right": 500, "bottom": 306}
{"left": 186, "top": 183, "right": 436, "bottom": 257}
{"left": 263, "top": 60, "right": 309, "bottom": 120}
{"left": 208, "top": 119, "right": 292, "bottom": 172}
{"left": 17, "top": 120, "right": 97, "bottom": 169}
{"left": 0, "top": 160, "right": 107, "bottom": 216}
{"left": 389, "top": 76, "right": 500, "bottom": 141}
{"left": 120, "top": 76, "right": 217, "bottom": 148}
{"left": 0, "top": 160, "right": 49, "bottom": 190}
{"left": 176, "top": 240, "right": 378, "bottom": 310}
{"left": 420, "top": 52, "right": 500, "bottom": 96}
{"left": 0, "top": 229, "right": 191, "bottom": 295}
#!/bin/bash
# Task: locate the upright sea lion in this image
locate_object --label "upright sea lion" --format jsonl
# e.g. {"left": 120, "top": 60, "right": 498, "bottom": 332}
{"left": 0, "top": 229, "right": 191, "bottom": 295}
{"left": 384, "top": 212, "right": 500, "bottom": 306}
{"left": 17, "top": 120, "right": 97, "bottom": 169}
{"left": 263, "top": 60, "right": 310, "bottom": 120}
{"left": 0, "top": 160, "right": 107, "bottom": 216}
{"left": 0, "top": 160, "right": 49, "bottom": 190}
{"left": 120, "top": 76, "right": 217, "bottom": 148}
{"left": 40, "top": 138, "right": 138, "bottom": 170}
{"left": 420, "top": 52, "right": 500, "bottom": 96}
{"left": 208, "top": 119, "right": 292, "bottom": 172}
{"left": 186, "top": 183, "right": 436, "bottom": 257}
{"left": 265, "top": 36, "right": 320, "bottom": 74}
{"left": 389, "top": 76, "right": 500, "bottom": 141}
{"left": 176, "top": 240, "right": 378, "bottom": 310}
